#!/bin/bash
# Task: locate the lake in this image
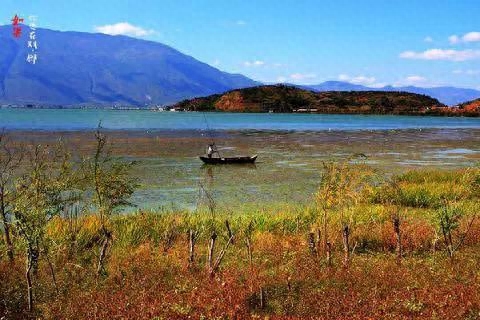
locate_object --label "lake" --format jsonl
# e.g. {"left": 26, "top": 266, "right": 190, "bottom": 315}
{"left": 2, "top": 109, "right": 480, "bottom": 212}
{"left": 5, "top": 127, "right": 480, "bottom": 213}
{"left": 1, "top": 109, "right": 480, "bottom": 131}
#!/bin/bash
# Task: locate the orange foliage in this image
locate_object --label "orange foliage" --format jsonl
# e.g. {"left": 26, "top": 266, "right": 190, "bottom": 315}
{"left": 2, "top": 225, "right": 480, "bottom": 319}
{"left": 215, "top": 91, "right": 249, "bottom": 112}
{"left": 460, "top": 100, "right": 480, "bottom": 113}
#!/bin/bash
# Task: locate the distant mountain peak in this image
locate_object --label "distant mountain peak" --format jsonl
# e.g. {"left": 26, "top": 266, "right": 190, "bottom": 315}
{"left": 0, "top": 25, "right": 258, "bottom": 107}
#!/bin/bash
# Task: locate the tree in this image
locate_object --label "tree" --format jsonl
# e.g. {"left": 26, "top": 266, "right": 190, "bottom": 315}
{"left": 315, "top": 158, "right": 375, "bottom": 265}
{"left": 436, "top": 169, "right": 479, "bottom": 260}
{"left": 0, "top": 131, "right": 22, "bottom": 262}
{"left": 377, "top": 177, "right": 404, "bottom": 264}
{"left": 84, "top": 128, "right": 137, "bottom": 275}
{"left": 13, "top": 143, "right": 74, "bottom": 311}
{"left": 436, "top": 202, "right": 462, "bottom": 259}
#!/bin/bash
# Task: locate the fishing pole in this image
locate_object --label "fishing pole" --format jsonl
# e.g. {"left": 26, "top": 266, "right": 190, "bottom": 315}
{"left": 202, "top": 111, "right": 221, "bottom": 157}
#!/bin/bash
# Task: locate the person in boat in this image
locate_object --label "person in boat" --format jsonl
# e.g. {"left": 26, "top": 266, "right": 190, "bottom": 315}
{"left": 206, "top": 143, "right": 218, "bottom": 158}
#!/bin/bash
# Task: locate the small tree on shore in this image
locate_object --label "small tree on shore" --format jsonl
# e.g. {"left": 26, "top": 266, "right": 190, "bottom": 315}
{"left": 379, "top": 178, "right": 404, "bottom": 264}
{"left": 0, "top": 131, "right": 22, "bottom": 262}
{"left": 316, "top": 161, "right": 344, "bottom": 255}
{"left": 315, "top": 158, "right": 375, "bottom": 265}
{"left": 436, "top": 201, "right": 462, "bottom": 260}
{"left": 84, "top": 128, "right": 137, "bottom": 276}
{"left": 435, "top": 169, "right": 479, "bottom": 260}
{"left": 13, "top": 143, "right": 74, "bottom": 312}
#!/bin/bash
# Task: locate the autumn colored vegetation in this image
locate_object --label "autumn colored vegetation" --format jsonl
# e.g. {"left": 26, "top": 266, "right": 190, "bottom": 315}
{"left": 172, "top": 85, "right": 480, "bottom": 117}
{"left": 1, "top": 130, "right": 480, "bottom": 319}
{"left": 172, "top": 85, "right": 456, "bottom": 115}
{"left": 457, "top": 98, "right": 480, "bottom": 115}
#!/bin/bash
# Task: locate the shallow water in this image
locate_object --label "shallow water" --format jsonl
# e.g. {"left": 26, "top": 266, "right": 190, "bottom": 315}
{"left": 7, "top": 128, "right": 480, "bottom": 212}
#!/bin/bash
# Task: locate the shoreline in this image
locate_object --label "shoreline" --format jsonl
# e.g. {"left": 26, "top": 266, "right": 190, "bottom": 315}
{"left": 3, "top": 127, "right": 480, "bottom": 135}
{"left": 1, "top": 105, "right": 480, "bottom": 116}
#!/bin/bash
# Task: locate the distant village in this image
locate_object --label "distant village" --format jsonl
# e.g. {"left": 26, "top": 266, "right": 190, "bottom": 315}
{"left": 0, "top": 104, "right": 182, "bottom": 111}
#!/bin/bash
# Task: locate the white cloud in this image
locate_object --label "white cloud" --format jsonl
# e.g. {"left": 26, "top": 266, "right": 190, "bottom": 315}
{"left": 243, "top": 60, "right": 265, "bottom": 67}
{"left": 448, "top": 35, "right": 460, "bottom": 44}
{"left": 405, "top": 75, "right": 426, "bottom": 83}
{"left": 466, "top": 69, "right": 480, "bottom": 75}
{"left": 424, "top": 36, "right": 434, "bottom": 43}
{"left": 463, "top": 31, "right": 480, "bottom": 42}
{"left": 236, "top": 20, "right": 247, "bottom": 26}
{"left": 338, "top": 74, "right": 377, "bottom": 86}
{"left": 395, "top": 75, "right": 427, "bottom": 86}
{"left": 453, "top": 69, "right": 480, "bottom": 75}
{"left": 393, "top": 75, "right": 436, "bottom": 87}
{"left": 352, "top": 76, "right": 376, "bottom": 85}
{"left": 290, "top": 73, "right": 317, "bottom": 81}
{"left": 449, "top": 31, "right": 480, "bottom": 44}
{"left": 94, "top": 22, "right": 155, "bottom": 37}
{"left": 212, "top": 59, "right": 221, "bottom": 67}
{"left": 369, "top": 83, "right": 387, "bottom": 88}
{"left": 399, "top": 49, "right": 480, "bottom": 61}
{"left": 272, "top": 73, "right": 318, "bottom": 84}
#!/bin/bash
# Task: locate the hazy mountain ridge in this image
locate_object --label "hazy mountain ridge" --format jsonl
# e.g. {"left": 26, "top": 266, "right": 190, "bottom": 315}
{"left": 0, "top": 25, "right": 257, "bottom": 106}
{"left": 0, "top": 25, "right": 478, "bottom": 107}
{"left": 304, "top": 81, "right": 480, "bottom": 106}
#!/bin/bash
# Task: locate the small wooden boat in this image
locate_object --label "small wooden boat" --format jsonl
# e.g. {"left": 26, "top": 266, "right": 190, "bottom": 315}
{"left": 199, "top": 113, "right": 257, "bottom": 165}
{"left": 199, "top": 155, "right": 257, "bottom": 164}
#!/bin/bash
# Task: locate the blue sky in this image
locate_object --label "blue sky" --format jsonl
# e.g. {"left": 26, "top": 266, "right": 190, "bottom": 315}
{"left": 3, "top": 0, "right": 480, "bottom": 89}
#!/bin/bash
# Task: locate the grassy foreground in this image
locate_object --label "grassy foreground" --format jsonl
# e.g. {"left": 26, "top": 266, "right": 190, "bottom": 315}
{"left": 1, "top": 165, "right": 480, "bottom": 319}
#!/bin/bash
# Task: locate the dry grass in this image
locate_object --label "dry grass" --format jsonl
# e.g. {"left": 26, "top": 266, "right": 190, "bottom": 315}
{"left": 1, "top": 167, "right": 480, "bottom": 319}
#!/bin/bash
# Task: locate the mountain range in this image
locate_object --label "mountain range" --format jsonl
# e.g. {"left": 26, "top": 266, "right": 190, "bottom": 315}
{"left": 302, "top": 81, "right": 480, "bottom": 106}
{"left": 0, "top": 25, "right": 257, "bottom": 106}
{"left": 0, "top": 25, "right": 478, "bottom": 107}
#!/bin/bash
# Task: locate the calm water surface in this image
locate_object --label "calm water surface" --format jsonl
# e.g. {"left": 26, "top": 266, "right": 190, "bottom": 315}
{"left": 3, "top": 109, "right": 480, "bottom": 212}
{"left": 1, "top": 109, "right": 480, "bottom": 131}
{"left": 7, "top": 128, "right": 480, "bottom": 212}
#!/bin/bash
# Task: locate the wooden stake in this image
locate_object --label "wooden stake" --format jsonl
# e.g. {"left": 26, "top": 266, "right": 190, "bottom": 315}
{"left": 308, "top": 232, "right": 317, "bottom": 256}
{"left": 26, "top": 249, "right": 33, "bottom": 312}
{"left": 210, "top": 235, "right": 234, "bottom": 277}
{"left": 208, "top": 231, "right": 217, "bottom": 269}
{"left": 342, "top": 224, "right": 350, "bottom": 266}
{"left": 326, "top": 242, "right": 332, "bottom": 267}
{"left": 246, "top": 238, "right": 253, "bottom": 266}
{"left": 225, "top": 220, "right": 234, "bottom": 244}
{"left": 393, "top": 216, "right": 402, "bottom": 265}
{"left": 259, "top": 287, "right": 266, "bottom": 309}
{"left": 188, "top": 229, "right": 196, "bottom": 266}
{"left": 316, "top": 228, "right": 322, "bottom": 254}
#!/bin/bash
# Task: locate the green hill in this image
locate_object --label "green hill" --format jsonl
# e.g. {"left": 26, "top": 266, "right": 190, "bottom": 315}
{"left": 171, "top": 85, "right": 449, "bottom": 115}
